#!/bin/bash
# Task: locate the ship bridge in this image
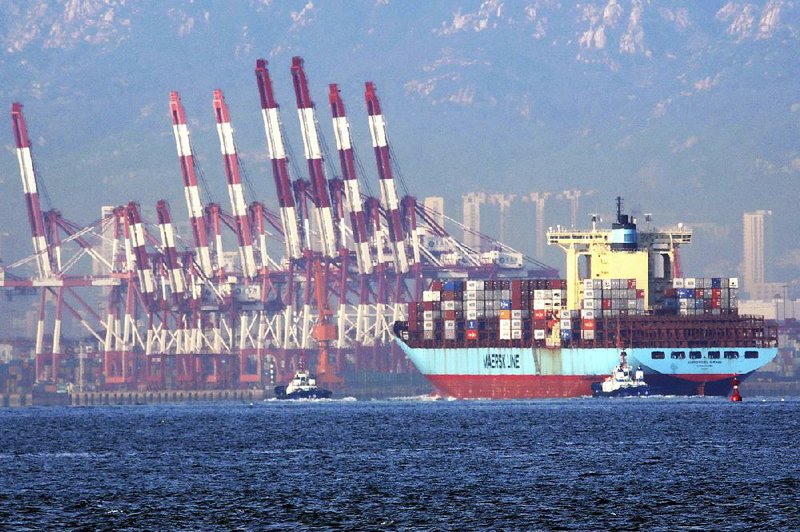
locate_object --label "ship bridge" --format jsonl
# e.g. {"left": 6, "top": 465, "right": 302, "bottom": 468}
{"left": 547, "top": 224, "right": 693, "bottom": 311}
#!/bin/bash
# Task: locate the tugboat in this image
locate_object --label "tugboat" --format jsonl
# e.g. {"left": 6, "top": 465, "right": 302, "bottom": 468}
{"left": 591, "top": 351, "right": 649, "bottom": 397}
{"left": 274, "top": 369, "right": 332, "bottom": 400}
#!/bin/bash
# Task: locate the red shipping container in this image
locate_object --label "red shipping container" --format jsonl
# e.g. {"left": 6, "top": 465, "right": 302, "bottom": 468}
{"left": 636, "top": 289, "right": 645, "bottom": 299}
{"left": 431, "top": 281, "right": 442, "bottom": 291}
{"left": 712, "top": 299, "right": 721, "bottom": 309}
{"left": 444, "top": 310, "right": 456, "bottom": 320}
{"left": 466, "top": 329, "right": 478, "bottom": 340}
{"left": 627, "top": 279, "right": 637, "bottom": 289}
{"left": 696, "top": 289, "right": 704, "bottom": 299}
{"left": 712, "top": 288, "right": 721, "bottom": 298}
{"left": 533, "top": 309, "right": 546, "bottom": 320}
{"left": 581, "top": 319, "right": 596, "bottom": 330}
{"left": 602, "top": 299, "right": 612, "bottom": 310}
{"left": 423, "top": 302, "right": 434, "bottom": 310}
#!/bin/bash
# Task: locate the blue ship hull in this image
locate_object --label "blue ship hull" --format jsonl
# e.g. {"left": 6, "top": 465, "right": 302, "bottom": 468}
{"left": 395, "top": 340, "right": 777, "bottom": 398}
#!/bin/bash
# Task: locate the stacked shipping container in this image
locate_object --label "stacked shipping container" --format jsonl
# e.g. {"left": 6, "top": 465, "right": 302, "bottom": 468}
{"left": 402, "top": 276, "right": 742, "bottom": 349}
{"left": 663, "top": 277, "right": 739, "bottom": 315}
{"left": 407, "top": 279, "right": 567, "bottom": 345}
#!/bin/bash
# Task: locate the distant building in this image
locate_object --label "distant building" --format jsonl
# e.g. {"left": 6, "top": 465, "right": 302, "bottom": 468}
{"left": 92, "top": 206, "right": 117, "bottom": 277}
{"left": 462, "top": 192, "right": 485, "bottom": 251}
{"left": 742, "top": 210, "right": 771, "bottom": 299}
{"left": 423, "top": 197, "right": 445, "bottom": 229}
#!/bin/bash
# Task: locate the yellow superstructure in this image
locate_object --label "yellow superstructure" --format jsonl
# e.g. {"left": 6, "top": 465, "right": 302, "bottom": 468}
{"left": 547, "top": 214, "right": 692, "bottom": 312}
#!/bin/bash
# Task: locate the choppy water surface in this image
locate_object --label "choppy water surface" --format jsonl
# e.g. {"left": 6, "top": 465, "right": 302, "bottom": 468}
{"left": 1, "top": 396, "right": 799, "bottom": 530}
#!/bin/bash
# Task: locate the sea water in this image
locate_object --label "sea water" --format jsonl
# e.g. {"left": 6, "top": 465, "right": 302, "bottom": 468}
{"left": 0, "top": 396, "right": 798, "bottom": 530}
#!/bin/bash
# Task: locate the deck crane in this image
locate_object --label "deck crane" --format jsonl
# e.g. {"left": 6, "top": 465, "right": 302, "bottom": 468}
{"left": 364, "top": 82, "right": 410, "bottom": 274}
{"left": 290, "top": 56, "right": 339, "bottom": 259}
{"left": 212, "top": 89, "right": 258, "bottom": 281}
{"left": 254, "top": 59, "right": 304, "bottom": 262}
{"left": 169, "top": 92, "right": 214, "bottom": 279}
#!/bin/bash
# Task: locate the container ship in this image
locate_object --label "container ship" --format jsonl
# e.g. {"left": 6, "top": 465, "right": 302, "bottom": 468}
{"left": 392, "top": 200, "right": 778, "bottom": 398}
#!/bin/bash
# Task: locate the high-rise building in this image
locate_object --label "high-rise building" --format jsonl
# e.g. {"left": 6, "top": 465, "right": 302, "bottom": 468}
{"left": 462, "top": 192, "right": 485, "bottom": 251}
{"left": 92, "top": 206, "right": 118, "bottom": 277}
{"left": 742, "top": 210, "right": 771, "bottom": 299}
{"left": 423, "top": 197, "right": 445, "bottom": 229}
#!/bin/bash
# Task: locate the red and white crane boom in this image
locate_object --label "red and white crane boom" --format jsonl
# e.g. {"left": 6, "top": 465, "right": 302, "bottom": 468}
{"left": 212, "top": 89, "right": 258, "bottom": 280}
{"left": 169, "top": 92, "right": 213, "bottom": 278}
{"left": 254, "top": 59, "right": 304, "bottom": 261}
{"left": 328, "top": 84, "right": 373, "bottom": 275}
{"left": 156, "top": 200, "right": 185, "bottom": 301}
{"left": 126, "top": 202, "right": 155, "bottom": 304}
{"left": 11, "top": 103, "right": 54, "bottom": 278}
{"left": 290, "top": 56, "right": 338, "bottom": 259}
{"left": 364, "top": 82, "right": 410, "bottom": 274}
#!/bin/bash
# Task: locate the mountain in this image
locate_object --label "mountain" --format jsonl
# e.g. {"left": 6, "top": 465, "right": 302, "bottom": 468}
{"left": 0, "top": 0, "right": 798, "bottom": 281}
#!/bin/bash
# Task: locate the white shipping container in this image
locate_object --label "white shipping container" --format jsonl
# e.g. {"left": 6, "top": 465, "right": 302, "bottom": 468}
{"left": 499, "top": 330, "right": 511, "bottom": 340}
{"left": 444, "top": 320, "right": 456, "bottom": 330}
{"left": 583, "top": 299, "right": 596, "bottom": 309}
{"left": 466, "top": 280, "right": 479, "bottom": 291}
{"left": 534, "top": 329, "right": 546, "bottom": 340}
{"left": 533, "top": 300, "right": 546, "bottom": 310}
{"left": 581, "top": 330, "right": 595, "bottom": 340}
{"left": 684, "top": 278, "right": 696, "bottom": 289}
{"left": 464, "top": 290, "right": 477, "bottom": 300}
{"left": 442, "top": 301, "right": 456, "bottom": 311}
{"left": 584, "top": 289, "right": 595, "bottom": 299}
{"left": 499, "top": 320, "right": 511, "bottom": 333}
{"left": 511, "top": 329, "right": 523, "bottom": 340}
{"left": 423, "top": 311, "right": 434, "bottom": 320}
{"left": 560, "top": 309, "right": 571, "bottom": 319}
{"left": 729, "top": 277, "right": 739, "bottom": 288}
{"left": 423, "top": 321, "right": 435, "bottom": 331}
{"left": 511, "top": 319, "right": 522, "bottom": 330}
{"left": 466, "top": 300, "right": 478, "bottom": 311}
{"left": 583, "top": 279, "right": 593, "bottom": 290}
{"left": 560, "top": 319, "right": 572, "bottom": 330}
{"left": 602, "top": 279, "right": 612, "bottom": 290}
{"left": 581, "top": 309, "right": 595, "bottom": 319}
{"left": 534, "top": 289, "right": 544, "bottom": 299}
{"left": 466, "top": 310, "right": 478, "bottom": 320}
{"left": 511, "top": 310, "right": 522, "bottom": 319}
{"left": 445, "top": 330, "right": 456, "bottom": 340}
{"left": 422, "top": 290, "right": 441, "bottom": 302}
{"left": 672, "top": 277, "right": 684, "bottom": 288}
{"left": 551, "top": 289, "right": 562, "bottom": 299}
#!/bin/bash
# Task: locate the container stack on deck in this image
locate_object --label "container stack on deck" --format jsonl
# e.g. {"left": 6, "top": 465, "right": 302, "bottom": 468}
{"left": 662, "top": 277, "right": 739, "bottom": 315}
{"left": 400, "top": 275, "right": 763, "bottom": 350}
{"left": 407, "top": 279, "right": 568, "bottom": 345}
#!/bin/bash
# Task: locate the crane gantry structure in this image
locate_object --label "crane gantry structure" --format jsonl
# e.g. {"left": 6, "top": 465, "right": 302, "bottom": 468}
{"left": 1, "top": 58, "right": 557, "bottom": 393}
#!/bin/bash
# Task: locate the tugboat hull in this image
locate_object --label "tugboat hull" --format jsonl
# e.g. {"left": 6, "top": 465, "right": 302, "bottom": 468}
{"left": 591, "top": 382, "right": 649, "bottom": 398}
{"left": 274, "top": 385, "right": 332, "bottom": 400}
